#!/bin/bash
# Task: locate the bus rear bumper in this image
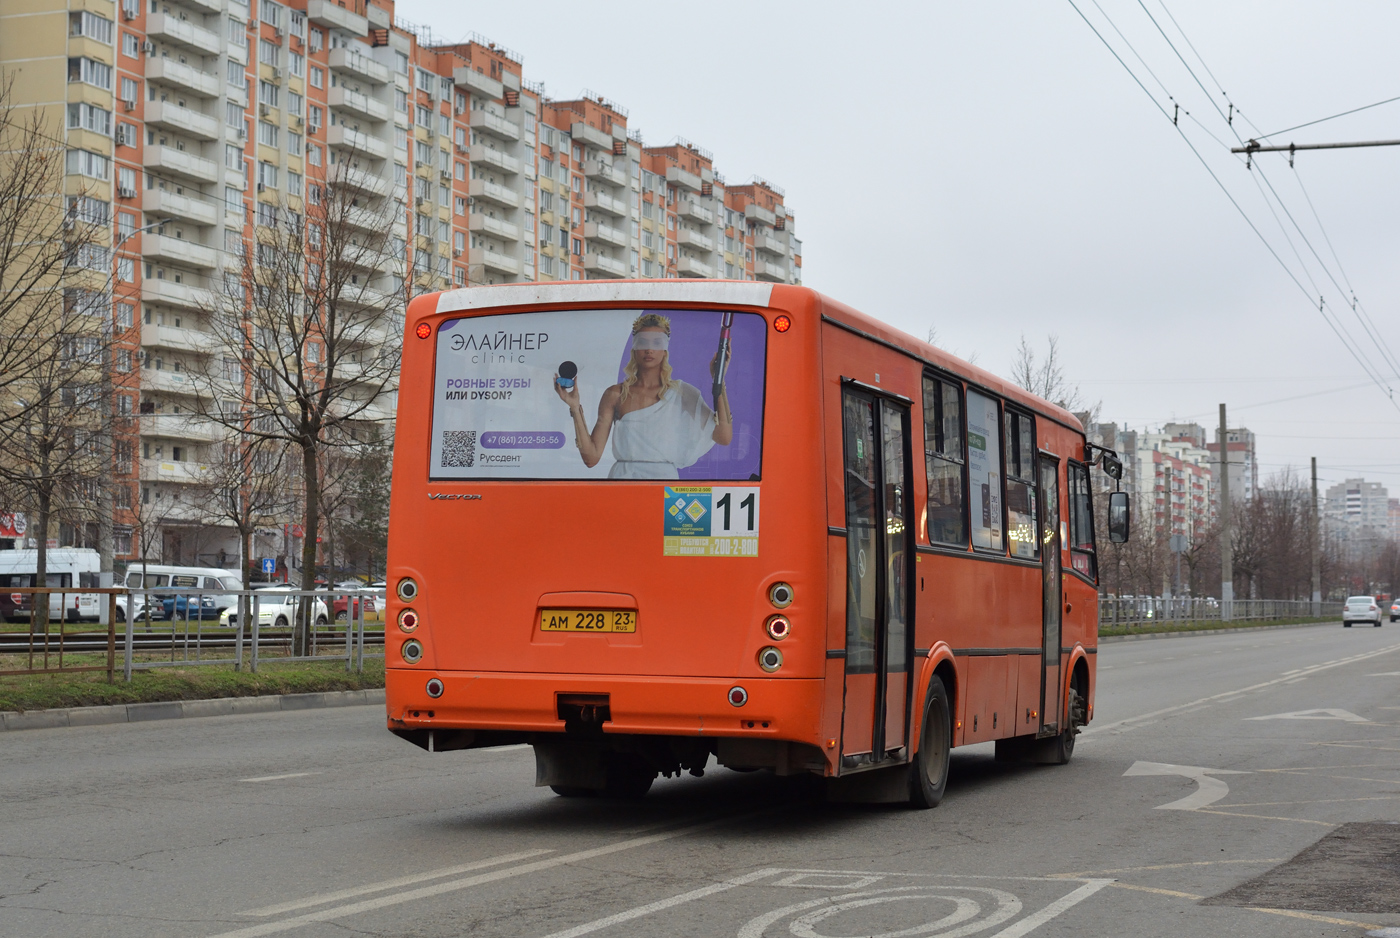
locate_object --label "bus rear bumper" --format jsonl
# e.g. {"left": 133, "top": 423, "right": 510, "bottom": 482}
{"left": 386, "top": 668, "right": 824, "bottom": 742}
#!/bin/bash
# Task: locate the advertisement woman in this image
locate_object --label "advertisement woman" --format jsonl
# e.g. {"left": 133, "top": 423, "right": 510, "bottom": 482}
{"left": 554, "top": 313, "right": 733, "bottom": 478}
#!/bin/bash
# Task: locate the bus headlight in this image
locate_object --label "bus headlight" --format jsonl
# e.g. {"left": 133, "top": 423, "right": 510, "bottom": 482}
{"left": 758, "top": 646, "right": 783, "bottom": 672}
{"left": 397, "top": 578, "right": 419, "bottom": 602}
{"left": 398, "top": 609, "right": 419, "bottom": 632}
{"left": 768, "top": 582, "right": 793, "bottom": 609}
{"left": 401, "top": 639, "right": 424, "bottom": 664}
{"left": 764, "top": 615, "right": 791, "bottom": 641}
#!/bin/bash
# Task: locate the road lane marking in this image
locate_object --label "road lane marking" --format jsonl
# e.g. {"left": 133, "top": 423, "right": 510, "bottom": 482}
{"left": 987, "top": 880, "right": 1112, "bottom": 938}
{"left": 1107, "top": 882, "right": 1203, "bottom": 899}
{"left": 1194, "top": 808, "right": 1334, "bottom": 826}
{"left": 539, "top": 869, "right": 780, "bottom": 938}
{"left": 478, "top": 743, "right": 530, "bottom": 752}
{"left": 739, "top": 886, "right": 1022, "bottom": 938}
{"left": 1245, "top": 708, "right": 1370, "bottom": 722}
{"left": 1218, "top": 795, "right": 1400, "bottom": 807}
{"left": 1370, "top": 672, "right": 1400, "bottom": 677}
{"left": 1050, "top": 859, "right": 1284, "bottom": 877}
{"left": 239, "top": 772, "right": 320, "bottom": 783}
{"left": 205, "top": 813, "right": 754, "bottom": 938}
{"left": 1123, "top": 761, "right": 1247, "bottom": 810}
{"left": 1084, "top": 642, "right": 1400, "bottom": 737}
{"left": 241, "top": 849, "right": 555, "bottom": 916}
{"left": 1249, "top": 908, "right": 1378, "bottom": 928}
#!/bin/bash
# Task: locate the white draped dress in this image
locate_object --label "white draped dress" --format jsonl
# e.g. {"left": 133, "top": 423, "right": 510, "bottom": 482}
{"left": 607, "top": 381, "right": 718, "bottom": 479}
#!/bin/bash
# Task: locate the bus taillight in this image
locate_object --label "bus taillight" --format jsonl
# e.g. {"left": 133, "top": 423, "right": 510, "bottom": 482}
{"left": 773, "top": 314, "right": 791, "bottom": 333}
{"left": 401, "top": 639, "right": 424, "bottom": 664}
{"left": 768, "top": 582, "right": 793, "bottom": 608}
{"left": 764, "top": 615, "right": 791, "bottom": 641}
{"left": 758, "top": 647, "right": 783, "bottom": 672}
{"left": 415, "top": 322, "right": 432, "bottom": 339}
{"left": 398, "top": 609, "right": 419, "bottom": 632}
{"left": 396, "top": 578, "right": 419, "bottom": 602}
{"left": 728, "top": 686, "right": 748, "bottom": 707}
{"left": 426, "top": 678, "right": 444, "bottom": 698}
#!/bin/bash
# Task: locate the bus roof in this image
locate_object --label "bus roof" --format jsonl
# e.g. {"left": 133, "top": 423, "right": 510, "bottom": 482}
{"left": 423, "top": 280, "right": 1083, "bottom": 434}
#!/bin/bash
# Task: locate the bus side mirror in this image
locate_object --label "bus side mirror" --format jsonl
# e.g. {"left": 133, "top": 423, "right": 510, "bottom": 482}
{"left": 1108, "top": 491, "right": 1130, "bottom": 544}
{"left": 1101, "top": 452, "right": 1123, "bottom": 480}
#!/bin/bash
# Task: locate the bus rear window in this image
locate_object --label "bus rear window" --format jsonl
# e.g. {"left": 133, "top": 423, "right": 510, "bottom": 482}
{"left": 431, "top": 308, "right": 767, "bottom": 481}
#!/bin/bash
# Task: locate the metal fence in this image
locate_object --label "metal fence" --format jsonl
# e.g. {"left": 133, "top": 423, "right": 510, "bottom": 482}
{"left": 1098, "top": 596, "right": 1345, "bottom": 627}
{"left": 1, "top": 586, "right": 384, "bottom": 682}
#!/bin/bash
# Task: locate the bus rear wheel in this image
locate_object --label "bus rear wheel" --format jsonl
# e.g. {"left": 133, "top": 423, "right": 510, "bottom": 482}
{"left": 909, "top": 675, "right": 951, "bottom": 809}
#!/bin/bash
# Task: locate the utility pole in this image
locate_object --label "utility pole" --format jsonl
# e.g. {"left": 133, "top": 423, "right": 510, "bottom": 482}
{"left": 1311, "top": 457, "right": 1321, "bottom": 617}
{"left": 1218, "top": 404, "right": 1232, "bottom": 621}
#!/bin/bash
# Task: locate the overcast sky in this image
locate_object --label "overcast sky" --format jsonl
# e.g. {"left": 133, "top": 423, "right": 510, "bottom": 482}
{"left": 403, "top": 0, "right": 1400, "bottom": 497}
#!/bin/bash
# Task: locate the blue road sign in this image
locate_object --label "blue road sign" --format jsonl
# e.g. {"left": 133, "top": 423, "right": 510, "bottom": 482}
{"left": 261, "top": 558, "right": 275, "bottom": 574}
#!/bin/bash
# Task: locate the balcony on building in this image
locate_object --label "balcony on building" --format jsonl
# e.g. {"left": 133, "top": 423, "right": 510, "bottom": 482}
{"left": 139, "top": 367, "right": 201, "bottom": 397}
{"left": 140, "top": 323, "right": 213, "bottom": 354}
{"left": 339, "top": 283, "right": 396, "bottom": 313}
{"left": 168, "top": 0, "right": 222, "bottom": 14}
{"left": 677, "top": 199, "right": 714, "bottom": 225}
{"left": 470, "top": 144, "right": 520, "bottom": 175}
{"left": 146, "top": 13, "right": 222, "bottom": 56}
{"left": 753, "top": 258, "right": 786, "bottom": 282}
{"left": 328, "top": 86, "right": 389, "bottom": 123}
{"left": 142, "top": 233, "right": 219, "bottom": 270}
{"left": 584, "top": 190, "right": 627, "bottom": 218}
{"left": 583, "top": 160, "right": 628, "bottom": 188}
{"left": 755, "top": 232, "right": 786, "bottom": 257}
{"left": 468, "top": 247, "right": 519, "bottom": 276}
{"left": 745, "top": 203, "right": 778, "bottom": 227}
{"left": 454, "top": 67, "right": 503, "bottom": 100}
{"left": 306, "top": 0, "right": 368, "bottom": 37}
{"left": 145, "top": 100, "right": 220, "bottom": 141}
{"left": 584, "top": 220, "right": 627, "bottom": 249}
{"left": 328, "top": 47, "right": 390, "bottom": 85}
{"left": 143, "top": 145, "right": 219, "bottom": 184}
{"left": 327, "top": 125, "right": 389, "bottom": 160}
{"left": 469, "top": 178, "right": 520, "bottom": 209}
{"left": 138, "top": 457, "right": 207, "bottom": 484}
{"left": 327, "top": 164, "right": 390, "bottom": 200}
{"left": 583, "top": 252, "right": 627, "bottom": 278}
{"left": 469, "top": 214, "right": 521, "bottom": 241}
{"left": 677, "top": 228, "right": 714, "bottom": 254}
{"left": 144, "top": 413, "right": 224, "bottom": 442}
{"left": 570, "top": 121, "right": 613, "bottom": 152}
{"left": 145, "top": 58, "right": 220, "bottom": 98}
{"left": 143, "top": 188, "right": 219, "bottom": 226}
{"left": 678, "top": 256, "right": 713, "bottom": 279}
{"left": 141, "top": 277, "right": 216, "bottom": 311}
{"left": 469, "top": 110, "right": 520, "bottom": 142}
{"left": 666, "top": 166, "right": 702, "bottom": 193}
{"left": 342, "top": 205, "right": 386, "bottom": 233}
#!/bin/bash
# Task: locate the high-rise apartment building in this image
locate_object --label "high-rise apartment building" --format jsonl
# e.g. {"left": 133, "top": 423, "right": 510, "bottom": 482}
{"left": 1324, "top": 478, "right": 1390, "bottom": 548}
{"left": 1134, "top": 428, "right": 1216, "bottom": 544}
{"left": 0, "top": 0, "right": 803, "bottom": 568}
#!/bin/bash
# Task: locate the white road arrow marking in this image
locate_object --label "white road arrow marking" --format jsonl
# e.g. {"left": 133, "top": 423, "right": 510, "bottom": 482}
{"left": 1123, "top": 761, "right": 1248, "bottom": 810}
{"left": 1244, "top": 709, "right": 1370, "bottom": 722}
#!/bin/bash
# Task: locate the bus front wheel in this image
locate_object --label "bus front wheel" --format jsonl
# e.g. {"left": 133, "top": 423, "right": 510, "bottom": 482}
{"left": 909, "top": 675, "right": 951, "bottom": 809}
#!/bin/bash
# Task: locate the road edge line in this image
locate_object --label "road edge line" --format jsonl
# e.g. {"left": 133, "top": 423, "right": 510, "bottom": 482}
{"left": 0, "top": 688, "right": 386, "bottom": 731}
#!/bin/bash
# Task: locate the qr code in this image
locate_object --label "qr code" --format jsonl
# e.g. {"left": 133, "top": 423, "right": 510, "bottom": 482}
{"left": 441, "top": 430, "right": 476, "bottom": 467}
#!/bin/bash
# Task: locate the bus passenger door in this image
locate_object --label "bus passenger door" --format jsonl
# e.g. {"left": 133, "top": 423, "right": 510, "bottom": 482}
{"left": 1038, "top": 455, "right": 1063, "bottom": 735}
{"left": 840, "top": 387, "right": 913, "bottom": 767}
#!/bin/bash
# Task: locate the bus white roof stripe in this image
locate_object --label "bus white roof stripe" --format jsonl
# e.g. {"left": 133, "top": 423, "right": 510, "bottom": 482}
{"left": 433, "top": 282, "right": 774, "bottom": 314}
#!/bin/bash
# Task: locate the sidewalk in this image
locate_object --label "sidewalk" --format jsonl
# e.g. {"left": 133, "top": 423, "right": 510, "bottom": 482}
{"left": 1, "top": 688, "right": 385, "bottom": 731}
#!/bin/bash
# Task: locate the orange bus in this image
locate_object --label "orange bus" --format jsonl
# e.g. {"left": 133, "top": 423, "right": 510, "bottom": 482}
{"left": 385, "top": 281, "right": 1129, "bottom": 806}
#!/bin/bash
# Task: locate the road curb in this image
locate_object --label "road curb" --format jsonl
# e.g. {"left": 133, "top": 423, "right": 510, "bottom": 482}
{"left": 0, "top": 688, "right": 385, "bottom": 731}
{"left": 1099, "top": 620, "right": 1335, "bottom": 644}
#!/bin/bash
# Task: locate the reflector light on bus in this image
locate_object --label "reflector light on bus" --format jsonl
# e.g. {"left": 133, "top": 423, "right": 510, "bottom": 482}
{"left": 415, "top": 322, "right": 432, "bottom": 339}
{"left": 764, "top": 615, "right": 791, "bottom": 641}
{"left": 768, "top": 582, "right": 793, "bottom": 608}
{"left": 727, "top": 686, "right": 748, "bottom": 707}
{"left": 758, "top": 647, "right": 783, "bottom": 672}
{"left": 401, "top": 639, "right": 424, "bottom": 664}
{"left": 773, "top": 315, "right": 791, "bottom": 333}
{"left": 426, "top": 678, "right": 444, "bottom": 698}
{"left": 398, "top": 609, "right": 419, "bottom": 632}
{"left": 397, "top": 578, "right": 419, "bottom": 602}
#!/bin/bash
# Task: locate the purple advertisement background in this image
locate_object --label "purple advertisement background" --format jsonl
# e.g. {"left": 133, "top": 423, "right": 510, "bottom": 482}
{"left": 615, "top": 310, "right": 766, "bottom": 480}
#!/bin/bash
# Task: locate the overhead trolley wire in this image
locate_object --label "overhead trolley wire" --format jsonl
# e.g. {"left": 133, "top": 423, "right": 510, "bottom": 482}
{"left": 1063, "top": 0, "right": 1400, "bottom": 414}
{"left": 1256, "top": 94, "right": 1400, "bottom": 141}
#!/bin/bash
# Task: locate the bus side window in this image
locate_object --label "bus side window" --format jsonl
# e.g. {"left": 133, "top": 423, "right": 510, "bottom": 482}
{"left": 1003, "top": 409, "right": 1038, "bottom": 559}
{"left": 921, "top": 375, "right": 966, "bottom": 546}
{"left": 1067, "top": 462, "right": 1097, "bottom": 578}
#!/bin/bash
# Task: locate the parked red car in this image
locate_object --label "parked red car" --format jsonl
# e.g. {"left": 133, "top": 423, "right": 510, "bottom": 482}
{"left": 331, "top": 592, "right": 376, "bottom": 622}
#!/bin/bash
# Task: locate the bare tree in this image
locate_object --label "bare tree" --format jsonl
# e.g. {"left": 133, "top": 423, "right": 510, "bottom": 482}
{"left": 121, "top": 480, "right": 186, "bottom": 631}
{"left": 925, "top": 326, "right": 979, "bottom": 366}
{"left": 192, "top": 175, "right": 404, "bottom": 652}
{"left": 191, "top": 435, "right": 296, "bottom": 585}
{"left": 1010, "top": 334, "right": 1098, "bottom": 418}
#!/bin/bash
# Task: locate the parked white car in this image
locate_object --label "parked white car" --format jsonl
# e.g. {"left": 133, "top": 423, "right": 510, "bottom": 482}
{"left": 218, "top": 588, "right": 329, "bottom": 629}
{"left": 1343, "top": 595, "right": 1382, "bottom": 628}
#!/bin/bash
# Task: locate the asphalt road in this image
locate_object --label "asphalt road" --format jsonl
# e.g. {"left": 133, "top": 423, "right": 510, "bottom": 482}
{"left": 3, "top": 622, "right": 1399, "bottom": 938}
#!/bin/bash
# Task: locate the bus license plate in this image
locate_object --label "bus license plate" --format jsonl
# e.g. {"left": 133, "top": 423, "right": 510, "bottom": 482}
{"left": 540, "top": 609, "right": 637, "bottom": 633}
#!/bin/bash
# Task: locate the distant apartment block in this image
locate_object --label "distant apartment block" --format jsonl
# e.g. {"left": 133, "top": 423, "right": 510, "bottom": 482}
{"left": 1324, "top": 478, "right": 1391, "bottom": 550}
{"left": 0, "top": 0, "right": 802, "bottom": 565}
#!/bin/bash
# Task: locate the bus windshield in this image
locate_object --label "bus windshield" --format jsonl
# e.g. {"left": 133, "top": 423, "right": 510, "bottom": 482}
{"left": 430, "top": 308, "right": 767, "bottom": 481}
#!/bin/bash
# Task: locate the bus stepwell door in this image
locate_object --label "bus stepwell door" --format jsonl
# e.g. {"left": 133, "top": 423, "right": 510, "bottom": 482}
{"left": 839, "top": 388, "right": 913, "bottom": 768}
{"left": 1038, "top": 455, "right": 1063, "bottom": 736}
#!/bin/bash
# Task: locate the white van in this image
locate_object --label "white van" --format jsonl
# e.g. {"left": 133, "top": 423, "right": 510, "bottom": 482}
{"left": 121, "top": 563, "right": 244, "bottom": 622}
{"left": 0, "top": 549, "right": 103, "bottom": 622}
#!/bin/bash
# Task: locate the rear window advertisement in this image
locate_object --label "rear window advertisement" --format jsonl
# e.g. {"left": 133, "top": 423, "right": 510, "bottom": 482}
{"left": 431, "top": 309, "right": 766, "bottom": 480}
{"left": 966, "top": 389, "right": 1003, "bottom": 551}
